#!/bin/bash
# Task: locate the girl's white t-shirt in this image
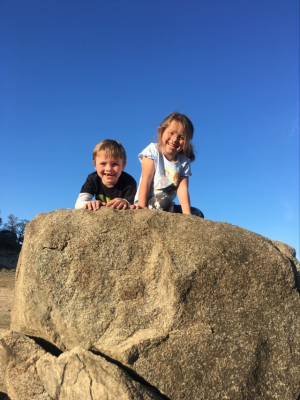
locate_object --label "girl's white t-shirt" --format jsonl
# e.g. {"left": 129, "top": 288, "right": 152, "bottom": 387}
{"left": 134, "top": 143, "right": 191, "bottom": 204}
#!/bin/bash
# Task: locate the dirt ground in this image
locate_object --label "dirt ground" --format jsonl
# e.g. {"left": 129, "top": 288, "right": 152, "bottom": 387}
{"left": 0, "top": 250, "right": 18, "bottom": 332}
{"left": 0, "top": 250, "right": 19, "bottom": 400}
{"left": 0, "top": 269, "right": 15, "bottom": 331}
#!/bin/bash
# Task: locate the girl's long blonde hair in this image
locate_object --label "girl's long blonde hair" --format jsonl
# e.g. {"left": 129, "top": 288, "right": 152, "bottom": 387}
{"left": 157, "top": 112, "right": 195, "bottom": 161}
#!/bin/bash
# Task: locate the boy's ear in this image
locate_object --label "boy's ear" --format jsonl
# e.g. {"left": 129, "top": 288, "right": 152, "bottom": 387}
{"left": 122, "top": 161, "right": 126, "bottom": 170}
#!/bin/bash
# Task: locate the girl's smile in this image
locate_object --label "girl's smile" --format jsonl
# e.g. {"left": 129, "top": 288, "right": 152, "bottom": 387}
{"left": 160, "top": 120, "right": 185, "bottom": 162}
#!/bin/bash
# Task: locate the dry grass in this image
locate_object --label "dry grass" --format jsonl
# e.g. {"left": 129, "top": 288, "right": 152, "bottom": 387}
{"left": 0, "top": 249, "right": 18, "bottom": 330}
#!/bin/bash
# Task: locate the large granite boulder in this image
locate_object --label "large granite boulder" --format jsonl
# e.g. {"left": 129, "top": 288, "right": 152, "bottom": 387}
{"left": 0, "top": 331, "right": 163, "bottom": 400}
{"left": 5, "top": 208, "right": 300, "bottom": 399}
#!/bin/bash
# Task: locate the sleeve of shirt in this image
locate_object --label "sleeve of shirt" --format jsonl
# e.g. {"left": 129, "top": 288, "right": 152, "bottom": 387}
{"left": 121, "top": 174, "right": 137, "bottom": 205}
{"left": 75, "top": 192, "right": 93, "bottom": 209}
{"left": 123, "top": 184, "right": 137, "bottom": 205}
{"left": 138, "top": 143, "right": 158, "bottom": 163}
{"left": 180, "top": 155, "right": 192, "bottom": 176}
{"left": 79, "top": 174, "right": 96, "bottom": 194}
{"left": 75, "top": 174, "right": 97, "bottom": 208}
{"left": 183, "top": 160, "right": 191, "bottom": 176}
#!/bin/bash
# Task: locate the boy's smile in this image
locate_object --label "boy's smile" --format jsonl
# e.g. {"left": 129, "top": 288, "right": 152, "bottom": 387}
{"left": 160, "top": 121, "right": 185, "bottom": 162}
{"left": 94, "top": 152, "right": 125, "bottom": 187}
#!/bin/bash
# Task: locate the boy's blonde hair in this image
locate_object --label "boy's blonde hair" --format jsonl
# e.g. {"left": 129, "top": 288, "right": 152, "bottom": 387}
{"left": 93, "top": 140, "right": 127, "bottom": 165}
{"left": 157, "top": 112, "right": 195, "bottom": 161}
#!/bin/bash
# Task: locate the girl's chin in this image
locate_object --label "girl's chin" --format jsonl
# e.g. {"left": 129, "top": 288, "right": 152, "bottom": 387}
{"left": 163, "top": 152, "right": 178, "bottom": 162}
{"left": 166, "top": 148, "right": 179, "bottom": 156}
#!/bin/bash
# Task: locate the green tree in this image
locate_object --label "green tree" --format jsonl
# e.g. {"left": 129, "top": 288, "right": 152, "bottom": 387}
{"left": 2, "top": 214, "right": 29, "bottom": 244}
{"left": 16, "top": 219, "right": 29, "bottom": 244}
{"left": 4, "top": 214, "right": 19, "bottom": 235}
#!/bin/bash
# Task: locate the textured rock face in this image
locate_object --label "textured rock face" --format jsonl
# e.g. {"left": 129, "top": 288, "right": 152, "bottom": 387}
{"left": 0, "top": 331, "right": 163, "bottom": 400}
{"left": 0, "top": 331, "right": 47, "bottom": 399}
{"left": 8, "top": 208, "right": 300, "bottom": 399}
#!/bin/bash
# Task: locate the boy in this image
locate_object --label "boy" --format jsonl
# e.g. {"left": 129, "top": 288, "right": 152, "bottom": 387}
{"left": 75, "top": 140, "right": 137, "bottom": 210}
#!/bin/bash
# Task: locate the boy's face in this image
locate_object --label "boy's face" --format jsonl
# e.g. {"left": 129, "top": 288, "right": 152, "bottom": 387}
{"left": 94, "top": 152, "right": 125, "bottom": 188}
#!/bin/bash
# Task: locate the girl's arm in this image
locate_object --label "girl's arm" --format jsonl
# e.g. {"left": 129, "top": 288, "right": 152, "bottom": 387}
{"left": 177, "top": 176, "right": 192, "bottom": 214}
{"left": 138, "top": 156, "right": 155, "bottom": 208}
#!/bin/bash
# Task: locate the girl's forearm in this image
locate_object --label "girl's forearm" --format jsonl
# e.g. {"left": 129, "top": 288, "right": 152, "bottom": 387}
{"left": 179, "top": 197, "right": 192, "bottom": 214}
{"left": 177, "top": 178, "right": 191, "bottom": 214}
{"left": 138, "top": 157, "right": 155, "bottom": 208}
{"left": 138, "top": 179, "right": 150, "bottom": 208}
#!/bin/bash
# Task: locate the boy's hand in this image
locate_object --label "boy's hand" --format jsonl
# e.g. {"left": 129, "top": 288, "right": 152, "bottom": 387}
{"left": 130, "top": 204, "right": 142, "bottom": 209}
{"left": 83, "top": 200, "right": 105, "bottom": 211}
{"left": 106, "top": 198, "right": 130, "bottom": 210}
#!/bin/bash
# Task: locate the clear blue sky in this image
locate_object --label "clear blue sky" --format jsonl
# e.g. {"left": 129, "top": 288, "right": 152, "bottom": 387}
{"left": 1, "top": 0, "right": 299, "bottom": 259}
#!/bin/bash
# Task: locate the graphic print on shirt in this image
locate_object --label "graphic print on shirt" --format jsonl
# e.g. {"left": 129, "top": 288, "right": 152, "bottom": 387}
{"left": 96, "top": 194, "right": 111, "bottom": 203}
{"left": 165, "top": 167, "right": 180, "bottom": 187}
{"left": 153, "top": 166, "right": 181, "bottom": 198}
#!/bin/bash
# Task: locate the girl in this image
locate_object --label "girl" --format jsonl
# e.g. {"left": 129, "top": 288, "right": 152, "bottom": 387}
{"left": 134, "top": 112, "right": 204, "bottom": 217}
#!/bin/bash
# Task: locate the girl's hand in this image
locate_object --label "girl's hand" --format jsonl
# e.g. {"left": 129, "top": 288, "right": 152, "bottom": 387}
{"left": 106, "top": 198, "right": 130, "bottom": 210}
{"left": 130, "top": 204, "right": 143, "bottom": 209}
{"left": 83, "top": 200, "right": 105, "bottom": 211}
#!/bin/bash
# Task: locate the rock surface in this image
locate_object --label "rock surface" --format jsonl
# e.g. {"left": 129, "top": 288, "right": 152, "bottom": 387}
{"left": 0, "top": 331, "right": 163, "bottom": 400}
{"left": 4, "top": 208, "right": 300, "bottom": 399}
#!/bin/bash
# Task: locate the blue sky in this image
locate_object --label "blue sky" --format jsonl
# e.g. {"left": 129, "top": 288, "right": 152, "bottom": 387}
{"left": 1, "top": 0, "right": 299, "bottom": 259}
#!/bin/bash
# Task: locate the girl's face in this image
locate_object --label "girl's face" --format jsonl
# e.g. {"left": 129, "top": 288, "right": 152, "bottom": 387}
{"left": 160, "top": 120, "right": 185, "bottom": 162}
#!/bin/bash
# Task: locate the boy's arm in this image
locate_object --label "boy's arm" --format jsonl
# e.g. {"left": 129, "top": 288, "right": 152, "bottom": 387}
{"left": 75, "top": 193, "right": 94, "bottom": 209}
{"left": 177, "top": 176, "right": 192, "bottom": 215}
{"left": 76, "top": 174, "right": 107, "bottom": 210}
{"left": 121, "top": 178, "right": 137, "bottom": 205}
{"left": 138, "top": 157, "right": 155, "bottom": 208}
{"left": 76, "top": 193, "right": 106, "bottom": 210}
